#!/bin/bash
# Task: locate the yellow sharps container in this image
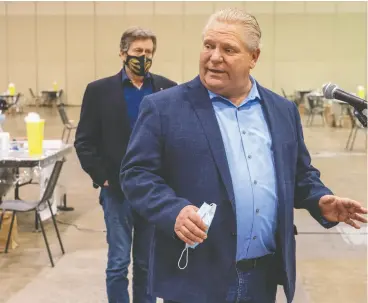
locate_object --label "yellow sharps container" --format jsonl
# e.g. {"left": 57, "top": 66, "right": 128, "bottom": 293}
{"left": 357, "top": 85, "right": 365, "bottom": 99}
{"left": 26, "top": 119, "right": 45, "bottom": 155}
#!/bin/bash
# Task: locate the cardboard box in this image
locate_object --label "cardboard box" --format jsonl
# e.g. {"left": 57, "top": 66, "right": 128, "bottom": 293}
{"left": 0, "top": 211, "right": 19, "bottom": 252}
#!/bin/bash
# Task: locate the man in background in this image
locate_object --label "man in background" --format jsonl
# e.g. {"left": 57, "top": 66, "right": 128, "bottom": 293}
{"left": 120, "top": 9, "right": 367, "bottom": 303}
{"left": 74, "top": 27, "right": 177, "bottom": 303}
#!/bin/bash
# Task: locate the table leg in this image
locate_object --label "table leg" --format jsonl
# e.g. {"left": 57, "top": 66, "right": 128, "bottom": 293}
{"left": 57, "top": 193, "right": 74, "bottom": 211}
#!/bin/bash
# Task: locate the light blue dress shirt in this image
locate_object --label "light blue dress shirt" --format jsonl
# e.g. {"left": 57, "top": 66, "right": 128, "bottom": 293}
{"left": 208, "top": 76, "right": 278, "bottom": 260}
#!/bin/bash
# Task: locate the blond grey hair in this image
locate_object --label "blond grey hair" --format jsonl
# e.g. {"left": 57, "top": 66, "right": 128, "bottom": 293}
{"left": 120, "top": 26, "right": 157, "bottom": 54}
{"left": 203, "top": 8, "right": 262, "bottom": 51}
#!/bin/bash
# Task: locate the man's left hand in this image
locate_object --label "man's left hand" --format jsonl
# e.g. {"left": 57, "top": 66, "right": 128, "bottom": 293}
{"left": 319, "top": 195, "right": 368, "bottom": 229}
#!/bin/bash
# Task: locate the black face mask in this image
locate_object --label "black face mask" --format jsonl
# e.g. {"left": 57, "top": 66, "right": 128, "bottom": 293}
{"left": 124, "top": 54, "right": 152, "bottom": 76}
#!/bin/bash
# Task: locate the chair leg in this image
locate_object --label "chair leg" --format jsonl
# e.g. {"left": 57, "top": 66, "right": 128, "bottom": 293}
{"left": 350, "top": 127, "right": 359, "bottom": 151}
{"left": 346, "top": 127, "right": 354, "bottom": 150}
{"left": 5, "top": 211, "right": 16, "bottom": 253}
{"left": 36, "top": 211, "right": 55, "bottom": 267}
{"left": 61, "top": 127, "right": 66, "bottom": 142}
{"left": 306, "top": 114, "right": 311, "bottom": 126}
{"left": 66, "top": 129, "right": 71, "bottom": 144}
{"left": 0, "top": 210, "right": 5, "bottom": 230}
{"left": 47, "top": 199, "right": 65, "bottom": 254}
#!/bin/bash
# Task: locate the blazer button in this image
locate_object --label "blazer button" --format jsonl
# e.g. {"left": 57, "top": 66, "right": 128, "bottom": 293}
{"left": 231, "top": 232, "right": 237, "bottom": 236}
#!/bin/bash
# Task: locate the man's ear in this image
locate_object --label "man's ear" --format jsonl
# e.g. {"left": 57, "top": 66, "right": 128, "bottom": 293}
{"left": 119, "top": 52, "right": 127, "bottom": 63}
{"left": 250, "top": 49, "right": 261, "bottom": 69}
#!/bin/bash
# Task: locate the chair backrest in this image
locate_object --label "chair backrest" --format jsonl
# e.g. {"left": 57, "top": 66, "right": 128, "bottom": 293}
{"left": 281, "top": 88, "right": 287, "bottom": 98}
{"left": 294, "top": 91, "right": 303, "bottom": 106}
{"left": 29, "top": 88, "right": 36, "bottom": 98}
{"left": 15, "top": 93, "right": 21, "bottom": 104}
{"left": 57, "top": 103, "right": 70, "bottom": 125}
{"left": 304, "top": 95, "right": 312, "bottom": 110}
{"left": 306, "top": 94, "right": 323, "bottom": 109}
{"left": 40, "top": 160, "right": 64, "bottom": 203}
{"left": 8, "top": 93, "right": 21, "bottom": 107}
{"left": 57, "top": 89, "right": 63, "bottom": 103}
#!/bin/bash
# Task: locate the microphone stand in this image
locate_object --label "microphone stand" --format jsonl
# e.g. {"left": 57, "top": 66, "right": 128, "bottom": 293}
{"left": 353, "top": 108, "right": 367, "bottom": 128}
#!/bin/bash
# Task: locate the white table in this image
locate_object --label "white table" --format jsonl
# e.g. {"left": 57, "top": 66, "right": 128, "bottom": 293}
{"left": 0, "top": 140, "right": 73, "bottom": 228}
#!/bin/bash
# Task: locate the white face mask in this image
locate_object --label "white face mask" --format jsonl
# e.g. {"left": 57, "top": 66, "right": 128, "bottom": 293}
{"left": 177, "top": 202, "right": 217, "bottom": 270}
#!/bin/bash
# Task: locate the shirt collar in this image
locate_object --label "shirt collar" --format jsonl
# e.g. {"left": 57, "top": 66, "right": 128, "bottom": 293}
{"left": 121, "top": 67, "right": 152, "bottom": 83}
{"left": 208, "top": 75, "right": 260, "bottom": 106}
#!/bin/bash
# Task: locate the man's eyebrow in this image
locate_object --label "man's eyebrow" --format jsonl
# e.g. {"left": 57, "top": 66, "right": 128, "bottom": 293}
{"left": 222, "top": 42, "right": 239, "bottom": 49}
{"left": 203, "top": 38, "right": 215, "bottom": 43}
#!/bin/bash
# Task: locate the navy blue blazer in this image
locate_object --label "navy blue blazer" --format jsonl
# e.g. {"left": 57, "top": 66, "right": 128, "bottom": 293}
{"left": 120, "top": 76, "right": 337, "bottom": 303}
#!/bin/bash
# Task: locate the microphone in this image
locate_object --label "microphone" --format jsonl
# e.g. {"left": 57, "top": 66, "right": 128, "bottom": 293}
{"left": 322, "top": 83, "right": 367, "bottom": 112}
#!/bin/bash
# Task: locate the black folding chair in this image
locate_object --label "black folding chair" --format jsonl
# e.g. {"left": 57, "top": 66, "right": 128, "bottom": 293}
{"left": 305, "top": 95, "right": 325, "bottom": 127}
{"left": 0, "top": 160, "right": 65, "bottom": 267}
{"left": 29, "top": 88, "right": 43, "bottom": 107}
{"left": 7, "top": 93, "right": 23, "bottom": 114}
{"left": 57, "top": 103, "right": 77, "bottom": 143}
{"left": 281, "top": 88, "right": 296, "bottom": 104}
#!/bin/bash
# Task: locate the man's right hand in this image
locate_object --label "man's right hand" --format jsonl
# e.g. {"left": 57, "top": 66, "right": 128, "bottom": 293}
{"left": 103, "top": 180, "right": 109, "bottom": 187}
{"left": 174, "top": 205, "right": 208, "bottom": 245}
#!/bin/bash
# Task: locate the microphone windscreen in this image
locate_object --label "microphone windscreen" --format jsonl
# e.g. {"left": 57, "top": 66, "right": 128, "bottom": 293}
{"left": 322, "top": 83, "right": 338, "bottom": 99}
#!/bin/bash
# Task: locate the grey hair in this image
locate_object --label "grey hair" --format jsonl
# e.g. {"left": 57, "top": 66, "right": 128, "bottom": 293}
{"left": 203, "top": 8, "right": 262, "bottom": 51}
{"left": 120, "top": 26, "right": 157, "bottom": 54}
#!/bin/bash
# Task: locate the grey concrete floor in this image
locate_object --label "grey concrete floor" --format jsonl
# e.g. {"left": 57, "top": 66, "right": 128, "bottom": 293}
{"left": 0, "top": 106, "right": 366, "bottom": 303}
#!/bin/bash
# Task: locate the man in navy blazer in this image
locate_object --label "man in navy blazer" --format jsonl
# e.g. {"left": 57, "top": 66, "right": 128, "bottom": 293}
{"left": 120, "top": 9, "right": 367, "bottom": 303}
{"left": 75, "top": 27, "right": 176, "bottom": 303}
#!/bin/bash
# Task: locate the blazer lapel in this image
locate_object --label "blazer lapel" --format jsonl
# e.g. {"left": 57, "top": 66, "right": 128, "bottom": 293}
{"left": 108, "top": 71, "right": 131, "bottom": 130}
{"left": 257, "top": 83, "right": 293, "bottom": 221}
{"left": 111, "top": 71, "right": 128, "bottom": 110}
{"left": 256, "top": 84, "right": 288, "bottom": 156}
{"left": 151, "top": 74, "right": 164, "bottom": 93}
{"left": 185, "top": 77, "right": 235, "bottom": 206}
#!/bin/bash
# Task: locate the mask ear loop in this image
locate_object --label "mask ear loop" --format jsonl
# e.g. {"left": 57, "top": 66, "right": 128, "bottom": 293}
{"left": 178, "top": 246, "right": 189, "bottom": 270}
